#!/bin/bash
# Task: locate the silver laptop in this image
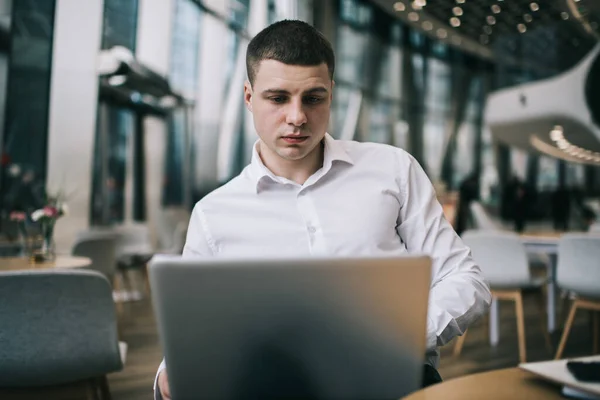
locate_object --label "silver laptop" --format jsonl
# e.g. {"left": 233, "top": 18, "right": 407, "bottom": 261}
{"left": 149, "top": 255, "right": 432, "bottom": 400}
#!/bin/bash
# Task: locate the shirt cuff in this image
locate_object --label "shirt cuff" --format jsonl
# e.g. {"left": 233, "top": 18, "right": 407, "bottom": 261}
{"left": 426, "top": 316, "right": 437, "bottom": 351}
{"left": 154, "top": 359, "right": 166, "bottom": 400}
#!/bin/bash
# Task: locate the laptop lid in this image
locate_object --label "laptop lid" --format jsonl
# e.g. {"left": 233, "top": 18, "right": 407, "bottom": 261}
{"left": 150, "top": 255, "right": 431, "bottom": 400}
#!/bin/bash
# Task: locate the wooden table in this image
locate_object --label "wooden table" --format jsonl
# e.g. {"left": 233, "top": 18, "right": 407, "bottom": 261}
{"left": 0, "top": 256, "right": 92, "bottom": 271}
{"left": 403, "top": 368, "right": 562, "bottom": 399}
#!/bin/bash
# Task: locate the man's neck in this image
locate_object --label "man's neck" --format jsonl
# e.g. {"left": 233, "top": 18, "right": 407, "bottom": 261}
{"left": 258, "top": 141, "right": 324, "bottom": 185}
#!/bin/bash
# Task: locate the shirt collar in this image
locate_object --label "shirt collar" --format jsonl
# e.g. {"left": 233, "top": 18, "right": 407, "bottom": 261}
{"left": 250, "top": 133, "right": 354, "bottom": 193}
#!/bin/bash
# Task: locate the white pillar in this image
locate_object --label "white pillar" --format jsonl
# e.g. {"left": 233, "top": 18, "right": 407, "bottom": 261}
{"left": 195, "top": 0, "right": 230, "bottom": 191}
{"left": 46, "top": 0, "right": 104, "bottom": 253}
{"left": 135, "top": 0, "right": 175, "bottom": 246}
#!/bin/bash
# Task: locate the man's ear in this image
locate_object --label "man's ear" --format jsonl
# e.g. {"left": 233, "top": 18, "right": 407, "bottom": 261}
{"left": 244, "top": 80, "right": 253, "bottom": 112}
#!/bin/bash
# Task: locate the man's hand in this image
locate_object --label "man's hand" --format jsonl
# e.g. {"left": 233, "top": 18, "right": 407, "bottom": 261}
{"left": 158, "top": 369, "right": 171, "bottom": 399}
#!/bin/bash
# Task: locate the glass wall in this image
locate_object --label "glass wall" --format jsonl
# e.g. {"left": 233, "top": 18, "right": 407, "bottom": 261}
{"left": 90, "top": 0, "right": 139, "bottom": 225}
{"left": 537, "top": 155, "right": 559, "bottom": 192}
{"left": 332, "top": 0, "right": 490, "bottom": 195}
{"left": 163, "top": 0, "right": 201, "bottom": 206}
{"left": 1, "top": 0, "right": 56, "bottom": 209}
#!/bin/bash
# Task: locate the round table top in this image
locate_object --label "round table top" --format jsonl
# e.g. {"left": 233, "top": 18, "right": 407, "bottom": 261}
{"left": 0, "top": 255, "right": 92, "bottom": 271}
{"left": 403, "top": 368, "right": 562, "bottom": 400}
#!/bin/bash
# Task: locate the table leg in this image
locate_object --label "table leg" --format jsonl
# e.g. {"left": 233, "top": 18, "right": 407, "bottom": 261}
{"left": 547, "top": 254, "right": 557, "bottom": 332}
{"left": 489, "top": 298, "right": 499, "bottom": 346}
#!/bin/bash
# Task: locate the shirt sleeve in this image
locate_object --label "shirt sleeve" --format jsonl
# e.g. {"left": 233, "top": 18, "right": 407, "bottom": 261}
{"left": 395, "top": 153, "right": 492, "bottom": 351}
{"left": 182, "top": 203, "right": 217, "bottom": 257}
{"left": 154, "top": 203, "right": 215, "bottom": 398}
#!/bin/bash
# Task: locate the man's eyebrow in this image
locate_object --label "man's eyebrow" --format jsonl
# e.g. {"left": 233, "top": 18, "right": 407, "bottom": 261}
{"left": 304, "top": 87, "right": 329, "bottom": 95}
{"left": 261, "top": 87, "right": 329, "bottom": 96}
{"left": 261, "top": 89, "right": 290, "bottom": 95}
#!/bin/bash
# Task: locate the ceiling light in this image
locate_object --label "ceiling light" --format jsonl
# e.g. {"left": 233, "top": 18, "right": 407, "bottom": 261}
{"left": 408, "top": 11, "right": 419, "bottom": 21}
{"left": 523, "top": 13, "right": 532, "bottom": 23}
{"left": 529, "top": 2, "right": 539, "bottom": 12}
{"left": 487, "top": 16, "right": 496, "bottom": 25}
{"left": 558, "top": 141, "right": 569, "bottom": 150}
{"left": 108, "top": 75, "right": 127, "bottom": 86}
{"left": 450, "top": 17, "right": 461, "bottom": 27}
{"left": 560, "top": 11, "right": 569, "bottom": 20}
{"left": 483, "top": 25, "right": 493, "bottom": 35}
{"left": 456, "top": 0, "right": 465, "bottom": 3}
{"left": 453, "top": 6, "right": 463, "bottom": 16}
{"left": 422, "top": 20, "right": 433, "bottom": 30}
{"left": 550, "top": 127, "right": 565, "bottom": 142}
{"left": 491, "top": 4, "right": 501, "bottom": 14}
{"left": 393, "top": 2, "right": 406, "bottom": 11}
{"left": 411, "top": 1, "right": 422, "bottom": 10}
{"left": 437, "top": 28, "right": 448, "bottom": 38}
{"left": 414, "top": 0, "right": 426, "bottom": 6}
{"left": 517, "top": 23, "right": 527, "bottom": 33}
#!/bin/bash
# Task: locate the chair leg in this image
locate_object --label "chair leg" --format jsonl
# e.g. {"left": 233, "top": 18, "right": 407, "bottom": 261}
{"left": 593, "top": 311, "right": 599, "bottom": 355}
{"left": 515, "top": 291, "right": 527, "bottom": 363}
{"left": 534, "top": 289, "right": 553, "bottom": 353}
{"left": 453, "top": 329, "right": 468, "bottom": 357}
{"left": 558, "top": 291, "right": 571, "bottom": 326}
{"left": 98, "top": 376, "right": 112, "bottom": 400}
{"left": 87, "top": 378, "right": 100, "bottom": 400}
{"left": 142, "top": 264, "right": 151, "bottom": 295}
{"left": 555, "top": 301, "right": 578, "bottom": 359}
{"left": 120, "top": 270, "right": 133, "bottom": 301}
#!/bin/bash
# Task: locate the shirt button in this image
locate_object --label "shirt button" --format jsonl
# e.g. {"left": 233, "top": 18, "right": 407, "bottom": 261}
{"left": 307, "top": 226, "right": 316, "bottom": 234}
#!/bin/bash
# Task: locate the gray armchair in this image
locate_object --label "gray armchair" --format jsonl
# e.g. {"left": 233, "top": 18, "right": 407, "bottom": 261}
{"left": 555, "top": 233, "right": 600, "bottom": 359}
{"left": 0, "top": 270, "right": 123, "bottom": 398}
{"left": 72, "top": 231, "right": 118, "bottom": 285}
{"left": 453, "top": 230, "right": 552, "bottom": 363}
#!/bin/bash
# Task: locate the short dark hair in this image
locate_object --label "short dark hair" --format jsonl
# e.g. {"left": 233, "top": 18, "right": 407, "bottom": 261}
{"left": 246, "top": 20, "right": 335, "bottom": 86}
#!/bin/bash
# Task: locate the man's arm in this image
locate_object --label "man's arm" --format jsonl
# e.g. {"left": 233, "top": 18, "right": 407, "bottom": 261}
{"left": 154, "top": 203, "right": 215, "bottom": 399}
{"left": 396, "top": 154, "right": 492, "bottom": 352}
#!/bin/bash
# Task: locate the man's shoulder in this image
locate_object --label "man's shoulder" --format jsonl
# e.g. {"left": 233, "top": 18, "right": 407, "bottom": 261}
{"left": 337, "top": 139, "right": 415, "bottom": 166}
{"left": 195, "top": 167, "right": 254, "bottom": 210}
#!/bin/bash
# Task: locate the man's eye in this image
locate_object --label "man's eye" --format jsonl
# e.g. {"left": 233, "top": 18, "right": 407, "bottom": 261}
{"left": 270, "top": 96, "right": 286, "bottom": 103}
{"left": 304, "top": 96, "right": 323, "bottom": 104}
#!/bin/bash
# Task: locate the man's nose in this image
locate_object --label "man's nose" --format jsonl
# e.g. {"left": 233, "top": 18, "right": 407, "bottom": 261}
{"left": 285, "top": 100, "right": 307, "bottom": 126}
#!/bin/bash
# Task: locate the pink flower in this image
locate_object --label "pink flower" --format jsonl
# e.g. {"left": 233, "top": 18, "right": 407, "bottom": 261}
{"left": 43, "top": 206, "right": 58, "bottom": 217}
{"left": 9, "top": 211, "right": 26, "bottom": 221}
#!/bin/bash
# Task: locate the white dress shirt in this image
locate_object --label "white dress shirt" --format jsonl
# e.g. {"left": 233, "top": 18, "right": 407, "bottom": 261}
{"left": 154, "top": 134, "right": 491, "bottom": 398}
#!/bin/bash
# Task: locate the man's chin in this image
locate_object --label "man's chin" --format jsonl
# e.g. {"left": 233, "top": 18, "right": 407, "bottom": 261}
{"left": 277, "top": 147, "right": 311, "bottom": 161}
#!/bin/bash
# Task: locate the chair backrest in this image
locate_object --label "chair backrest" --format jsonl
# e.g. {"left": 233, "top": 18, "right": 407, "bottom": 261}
{"left": 469, "top": 201, "right": 502, "bottom": 230}
{"left": 0, "top": 270, "right": 122, "bottom": 387}
{"left": 113, "top": 223, "right": 153, "bottom": 257}
{"left": 461, "top": 230, "right": 531, "bottom": 288}
{"left": 72, "top": 231, "right": 118, "bottom": 283}
{"left": 557, "top": 233, "right": 600, "bottom": 300}
{"left": 157, "top": 207, "right": 191, "bottom": 252}
{"left": 589, "top": 222, "right": 600, "bottom": 233}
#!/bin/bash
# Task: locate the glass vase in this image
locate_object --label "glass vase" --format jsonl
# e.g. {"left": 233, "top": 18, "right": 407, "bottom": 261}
{"left": 40, "top": 221, "right": 56, "bottom": 261}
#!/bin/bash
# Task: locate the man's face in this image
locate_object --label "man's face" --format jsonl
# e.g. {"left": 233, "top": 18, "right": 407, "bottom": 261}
{"left": 244, "top": 60, "right": 333, "bottom": 162}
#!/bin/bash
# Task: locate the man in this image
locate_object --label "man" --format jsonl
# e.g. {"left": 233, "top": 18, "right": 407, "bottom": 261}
{"left": 155, "top": 20, "right": 491, "bottom": 399}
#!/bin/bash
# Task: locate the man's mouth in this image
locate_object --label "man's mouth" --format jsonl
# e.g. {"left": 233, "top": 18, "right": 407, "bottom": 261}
{"left": 282, "top": 135, "right": 308, "bottom": 144}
